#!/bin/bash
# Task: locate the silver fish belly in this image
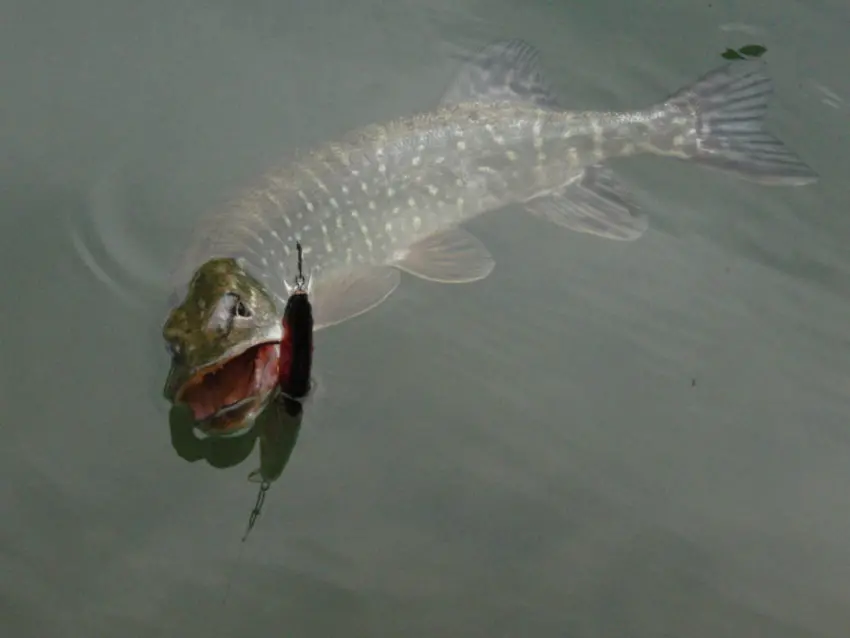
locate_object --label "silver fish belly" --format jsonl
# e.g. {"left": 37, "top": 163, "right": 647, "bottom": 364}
{"left": 172, "top": 39, "right": 817, "bottom": 330}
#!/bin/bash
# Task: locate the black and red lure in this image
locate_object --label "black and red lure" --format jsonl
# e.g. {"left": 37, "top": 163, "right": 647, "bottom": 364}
{"left": 277, "top": 241, "right": 314, "bottom": 402}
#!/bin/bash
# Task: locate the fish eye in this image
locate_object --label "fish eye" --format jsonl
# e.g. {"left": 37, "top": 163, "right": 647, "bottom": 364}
{"left": 235, "top": 300, "right": 251, "bottom": 318}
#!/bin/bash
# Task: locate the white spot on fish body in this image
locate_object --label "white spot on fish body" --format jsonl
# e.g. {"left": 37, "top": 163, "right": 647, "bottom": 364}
{"left": 456, "top": 141, "right": 466, "bottom": 150}
{"left": 330, "top": 198, "right": 339, "bottom": 209}
{"left": 305, "top": 170, "right": 329, "bottom": 194}
{"left": 413, "top": 217, "right": 422, "bottom": 231}
{"left": 412, "top": 156, "right": 421, "bottom": 167}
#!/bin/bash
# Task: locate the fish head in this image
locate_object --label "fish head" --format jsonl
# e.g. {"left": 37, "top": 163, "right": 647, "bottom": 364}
{"left": 162, "top": 257, "right": 283, "bottom": 436}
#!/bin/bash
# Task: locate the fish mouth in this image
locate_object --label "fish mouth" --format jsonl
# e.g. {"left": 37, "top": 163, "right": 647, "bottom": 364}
{"left": 175, "top": 342, "right": 280, "bottom": 435}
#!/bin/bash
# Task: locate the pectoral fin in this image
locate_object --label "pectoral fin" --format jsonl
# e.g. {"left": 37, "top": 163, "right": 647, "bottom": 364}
{"left": 524, "top": 165, "right": 649, "bottom": 241}
{"left": 395, "top": 228, "right": 495, "bottom": 283}
{"left": 310, "top": 266, "right": 401, "bottom": 330}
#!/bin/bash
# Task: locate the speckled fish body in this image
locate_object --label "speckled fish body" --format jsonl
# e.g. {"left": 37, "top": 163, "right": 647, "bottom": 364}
{"left": 162, "top": 39, "right": 817, "bottom": 425}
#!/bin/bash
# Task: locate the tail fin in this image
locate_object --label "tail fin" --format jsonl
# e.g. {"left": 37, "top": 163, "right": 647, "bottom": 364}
{"left": 662, "top": 60, "right": 818, "bottom": 186}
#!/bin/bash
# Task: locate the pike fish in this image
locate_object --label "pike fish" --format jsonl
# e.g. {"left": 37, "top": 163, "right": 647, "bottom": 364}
{"left": 162, "top": 39, "right": 817, "bottom": 433}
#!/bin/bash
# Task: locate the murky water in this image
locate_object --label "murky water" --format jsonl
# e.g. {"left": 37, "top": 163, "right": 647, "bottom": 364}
{"left": 3, "top": 0, "right": 850, "bottom": 636}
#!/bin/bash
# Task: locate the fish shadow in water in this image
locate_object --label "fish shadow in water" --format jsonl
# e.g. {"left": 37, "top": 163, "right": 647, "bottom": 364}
{"left": 168, "top": 396, "right": 304, "bottom": 484}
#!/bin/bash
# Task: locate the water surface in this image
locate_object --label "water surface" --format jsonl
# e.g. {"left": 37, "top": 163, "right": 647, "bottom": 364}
{"left": 2, "top": 0, "right": 850, "bottom": 636}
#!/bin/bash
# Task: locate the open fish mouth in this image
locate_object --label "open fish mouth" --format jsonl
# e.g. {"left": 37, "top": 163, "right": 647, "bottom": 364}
{"left": 175, "top": 342, "right": 280, "bottom": 434}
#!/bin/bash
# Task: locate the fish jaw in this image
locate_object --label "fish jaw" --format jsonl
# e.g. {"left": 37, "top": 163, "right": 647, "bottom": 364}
{"left": 165, "top": 338, "right": 282, "bottom": 436}
{"left": 162, "top": 313, "right": 281, "bottom": 398}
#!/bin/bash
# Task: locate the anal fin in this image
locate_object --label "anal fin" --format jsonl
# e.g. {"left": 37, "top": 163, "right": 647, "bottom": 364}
{"left": 310, "top": 266, "right": 400, "bottom": 330}
{"left": 524, "top": 165, "right": 649, "bottom": 241}
{"left": 395, "top": 228, "right": 495, "bottom": 283}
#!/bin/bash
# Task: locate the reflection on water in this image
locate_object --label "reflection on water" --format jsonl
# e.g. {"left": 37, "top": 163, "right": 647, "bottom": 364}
{"left": 169, "top": 394, "right": 305, "bottom": 545}
{"left": 168, "top": 395, "right": 303, "bottom": 484}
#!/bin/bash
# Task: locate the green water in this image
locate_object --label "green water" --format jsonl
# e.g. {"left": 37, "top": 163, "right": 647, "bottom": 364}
{"left": 2, "top": 0, "right": 850, "bottom": 636}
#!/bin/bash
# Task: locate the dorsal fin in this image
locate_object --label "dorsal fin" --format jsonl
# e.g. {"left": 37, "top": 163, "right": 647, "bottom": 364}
{"left": 439, "top": 38, "right": 560, "bottom": 109}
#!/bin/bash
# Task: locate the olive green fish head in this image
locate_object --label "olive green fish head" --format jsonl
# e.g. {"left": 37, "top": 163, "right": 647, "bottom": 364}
{"left": 162, "top": 258, "right": 283, "bottom": 436}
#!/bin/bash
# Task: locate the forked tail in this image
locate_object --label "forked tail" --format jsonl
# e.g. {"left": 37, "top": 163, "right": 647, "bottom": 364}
{"left": 658, "top": 60, "right": 818, "bottom": 186}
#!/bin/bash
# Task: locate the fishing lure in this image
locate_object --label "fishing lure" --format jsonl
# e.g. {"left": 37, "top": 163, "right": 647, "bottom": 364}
{"left": 278, "top": 241, "right": 314, "bottom": 401}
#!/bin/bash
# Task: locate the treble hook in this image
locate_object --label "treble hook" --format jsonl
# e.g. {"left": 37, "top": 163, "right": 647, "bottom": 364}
{"left": 242, "top": 479, "right": 271, "bottom": 542}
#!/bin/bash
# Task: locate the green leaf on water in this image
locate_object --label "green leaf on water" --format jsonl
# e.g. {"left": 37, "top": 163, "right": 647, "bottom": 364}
{"left": 738, "top": 44, "right": 767, "bottom": 58}
{"left": 721, "top": 44, "right": 768, "bottom": 60}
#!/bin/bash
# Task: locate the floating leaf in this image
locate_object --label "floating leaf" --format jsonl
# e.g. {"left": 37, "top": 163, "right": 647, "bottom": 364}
{"left": 721, "top": 44, "right": 768, "bottom": 61}
{"left": 739, "top": 44, "right": 767, "bottom": 58}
